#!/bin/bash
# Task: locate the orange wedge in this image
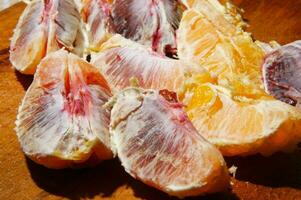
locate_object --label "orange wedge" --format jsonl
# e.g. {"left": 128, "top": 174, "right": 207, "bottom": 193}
{"left": 180, "top": 76, "right": 301, "bottom": 156}
{"left": 178, "top": 8, "right": 266, "bottom": 99}
{"left": 177, "top": 1, "right": 301, "bottom": 156}
{"left": 181, "top": 0, "right": 247, "bottom": 30}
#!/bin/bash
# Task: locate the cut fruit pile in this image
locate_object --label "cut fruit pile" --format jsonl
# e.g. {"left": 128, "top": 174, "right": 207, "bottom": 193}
{"left": 9, "top": 0, "right": 301, "bottom": 198}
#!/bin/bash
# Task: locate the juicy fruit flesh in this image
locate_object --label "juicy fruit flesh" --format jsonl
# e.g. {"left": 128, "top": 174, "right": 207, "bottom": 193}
{"left": 80, "top": 0, "right": 184, "bottom": 55}
{"left": 181, "top": 78, "right": 301, "bottom": 156}
{"left": 9, "top": 0, "right": 46, "bottom": 74}
{"left": 186, "top": 84, "right": 216, "bottom": 111}
{"left": 111, "top": 0, "right": 183, "bottom": 56}
{"left": 92, "top": 35, "right": 200, "bottom": 92}
{"left": 15, "top": 50, "right": 113, "bottom": 168}
{"left": 178, "top": 8, "right": 267, "bottom": 99}
{"left": 109, "top": 88, "right": 229, "bottom": 197}
{"left": 182, "top": 0, "right": 247, "bottom": 31}
{"left": 82, "top": 0, "right": 113, "bottom": 50}
{"left": 177, "top": 1, "right": 301, "bottom": 156}
{"left": 10, "top": 0, "right": 85, "bottom": 74}
{"left": 262, "top": 41, "right": 301, "bottom": 107}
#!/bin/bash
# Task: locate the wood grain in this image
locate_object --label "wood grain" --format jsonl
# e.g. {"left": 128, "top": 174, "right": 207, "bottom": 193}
{"left": 1, "top": 1, "right": 301, "bottom": 200}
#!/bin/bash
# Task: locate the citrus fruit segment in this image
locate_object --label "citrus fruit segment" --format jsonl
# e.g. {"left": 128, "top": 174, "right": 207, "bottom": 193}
{"left": 111, "top": 0, "right": 183, "bottom": 55}
{"left": 108, "top": 88, "right": 230, "bottom": 197}
{"left": 9, "top": 0, "right": 46, "bottom": 74}
{"left": 81, "top": 0, "right": 113, "bottom": 51}
{"left": 177, "top": 8, "right": 267, "bottom": 98}
{"left": 177, "top": 3, "right": 301, "bottom": 156}
{"left": 255, "top": 40, "right": 281, "bottom": 53}
{"left": 262, "top": 41, "right": 301, "bottom": 107}
{"left": 91, "top": 35, "right": 201, "bottom": 92}
{"left": 181, "top": 0, "right": 246, "bottom": 30}
{"left": 180, "top": 78, "right": 301, "bottom": 156}
{"left": 15, "top": 50, "right": 113, "bottom": 168}
{"left": 10, "top": 0, "right": 85, "bottom": 74}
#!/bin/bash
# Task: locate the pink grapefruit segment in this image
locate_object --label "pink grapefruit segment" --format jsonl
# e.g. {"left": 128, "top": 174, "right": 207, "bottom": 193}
{"left": 262, "top": 40, "right": 301, "bottom": 107}
{"left": 111, "top": 0, "right": 183, "bottom": 55}
{"left": 15, "top": 49, "right": 113, "bottom": 169}
{"left": 10, "top": 0, "right": 85, "bottom": 74}
{"left": 108, "top": 88, "right": 230, "bottom": 197}
{"left": 92, "top": 35, "right": 201, "bottom": 92}
{"left": 81, "top": 0, "right": 113, "bottom": 50}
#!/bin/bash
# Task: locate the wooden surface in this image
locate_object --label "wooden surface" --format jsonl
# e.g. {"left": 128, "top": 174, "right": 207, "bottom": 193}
{"left": 1, "top": 1, "right": 301, "bottom": 200}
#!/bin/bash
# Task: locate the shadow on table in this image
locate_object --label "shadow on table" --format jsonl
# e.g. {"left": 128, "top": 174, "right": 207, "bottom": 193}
{"left": 26, "top": 157, "right": 238, "bottom": 200}
{"left": 225, "top": 150, "right": 301, "bottom": 189}
{"left": 14, "top": 70, "right": 33, "bottom": 90}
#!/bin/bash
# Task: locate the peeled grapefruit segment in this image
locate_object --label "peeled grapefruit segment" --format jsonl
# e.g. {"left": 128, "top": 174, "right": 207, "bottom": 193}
{"left": 81, "top": 0, "right": 113, "bottom": 50}
{"left": 262, "top": 40, "right": 301, "bottom": 107}
{"left": 92, "top": 35, "right": 201, "bottom": 92}
{"left": 108, "top": 88, "right": 229, "bottom": 197}
{"left": 10, "top": 0, "right": 85, "bottom": 74}
{"left": 9, "top": 0, "right": 46, "bottom": 74}
{"left": 111, "top": 0, "right": 183, "bottom": 55}
{"left": 15, "top": 50, "right": 113, "bottom": 168}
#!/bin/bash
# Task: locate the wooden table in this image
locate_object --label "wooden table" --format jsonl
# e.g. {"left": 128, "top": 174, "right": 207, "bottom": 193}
{"left": 1, "top": 1, "right": 301, "bottom": 200}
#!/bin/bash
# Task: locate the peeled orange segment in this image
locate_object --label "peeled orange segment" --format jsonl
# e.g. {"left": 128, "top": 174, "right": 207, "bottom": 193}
{"left": 177, "top": 2, "right": 301, "bottom": 156}
{"left": 262, "top": 41, "right": 301, "bottom": 107}
{"left": 181, "top": 0, "right": 246, "bottom": 30}
{"left": 177, "top": 8, "right": 267, "bottom": 98}
{"left": 10, "top": 0, "right": 85, "bottom": 74}
{"left": 111, "top": 0, "right": 183, "bottom": 55}
{"left": 108, "top": 88, "right": 229, "bottom": 197}
{"left": 81, "top": 0, "right": 113, "bottom": 51}
{"left": 91, "top": 35, "right": 201, "bottom": 92}
{"left": 15, "top": 50, "right": 113, "bottom": 169}
{"left": 180, "top": 78, "right": 301, "bottom": 156}
{"left": 255, "top": 40, "right": 281, "bottom": 53}
{"left": 183, "top": 0, "right": 279, "bottom": 55}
